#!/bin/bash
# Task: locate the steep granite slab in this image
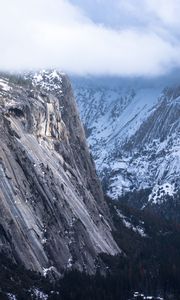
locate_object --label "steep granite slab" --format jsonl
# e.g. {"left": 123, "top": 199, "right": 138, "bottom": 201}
{"left": 0, "top": 73, "right": 119, "bottom": 276}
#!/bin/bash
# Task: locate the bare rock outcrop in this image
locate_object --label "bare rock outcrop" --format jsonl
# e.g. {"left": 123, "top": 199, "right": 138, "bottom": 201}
{"left": 0, "top": 72, "right": 119, "bottom": 276}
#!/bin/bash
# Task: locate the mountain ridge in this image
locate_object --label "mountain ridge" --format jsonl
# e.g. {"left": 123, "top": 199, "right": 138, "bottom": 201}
{"left": 0, "top": 71, "right": 119, "bottom": 277}
{"left": 72, "top": 76, "right": 180, "bottom": 208}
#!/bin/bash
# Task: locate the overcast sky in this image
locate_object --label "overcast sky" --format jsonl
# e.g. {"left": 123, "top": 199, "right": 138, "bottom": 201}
{"left": 1, "top": 0, "right": 180, "bottom": 76}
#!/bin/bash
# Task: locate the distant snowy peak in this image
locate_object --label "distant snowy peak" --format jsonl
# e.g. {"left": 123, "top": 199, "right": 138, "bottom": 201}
{"left": 72, "top": 77, "right": 180, "bottom": 202}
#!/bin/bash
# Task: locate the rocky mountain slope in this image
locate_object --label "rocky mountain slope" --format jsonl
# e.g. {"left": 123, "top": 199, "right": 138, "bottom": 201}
{"left": 0, "top": 71, "right": 119, "bottom": 277}
{"left": 72, "top": 76, "right": 180, "bottom": 207}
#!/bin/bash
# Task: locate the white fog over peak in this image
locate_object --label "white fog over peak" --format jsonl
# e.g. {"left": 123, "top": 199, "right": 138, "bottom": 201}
{"left": 1, "top": 0, "right": 180, "bottom": 76}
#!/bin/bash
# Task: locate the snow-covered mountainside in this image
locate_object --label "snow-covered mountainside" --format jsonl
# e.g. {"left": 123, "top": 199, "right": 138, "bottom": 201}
{"left": 0, "top": 71, "right": 119, "bottom": 277}
{"left": 72, "top": 76, "right": 180, "bottom": 206}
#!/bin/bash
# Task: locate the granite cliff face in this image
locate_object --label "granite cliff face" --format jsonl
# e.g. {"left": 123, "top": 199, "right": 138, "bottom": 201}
{"left": 0, "top": 72, "right": 119, "bottom": 277}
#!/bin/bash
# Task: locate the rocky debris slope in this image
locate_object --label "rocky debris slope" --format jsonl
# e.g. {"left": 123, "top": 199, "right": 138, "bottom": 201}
{"left": 0, "top": 71, "right": 119, "bottom": 277}
{"left": 73, "top": 77, "right": 180, "bottom": 204}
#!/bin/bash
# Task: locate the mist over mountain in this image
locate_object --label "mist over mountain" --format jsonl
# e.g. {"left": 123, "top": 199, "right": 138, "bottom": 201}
{"left": 1, "top": 1, "right": 180, "bottom": 299}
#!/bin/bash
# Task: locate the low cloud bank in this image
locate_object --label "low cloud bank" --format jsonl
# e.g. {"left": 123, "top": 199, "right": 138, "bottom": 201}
{"left": 1, "top": 0, "right": 180, "bottom": 76}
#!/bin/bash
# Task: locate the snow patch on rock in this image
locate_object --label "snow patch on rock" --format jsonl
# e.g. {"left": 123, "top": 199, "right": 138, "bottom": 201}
{"left": 0, "top": 78, "right": 11, "bottom": 92}
{"left": 148, "top": 183, "right": 176, "bottom": 205}
{"left": 116, "top": 210, "right": 147, "bottom": 237}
